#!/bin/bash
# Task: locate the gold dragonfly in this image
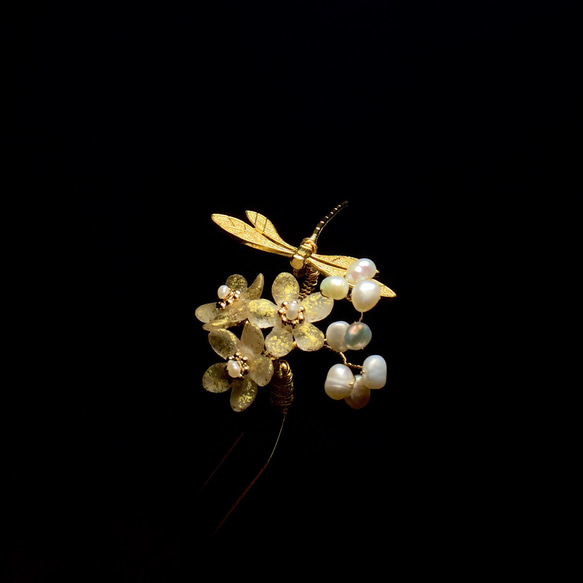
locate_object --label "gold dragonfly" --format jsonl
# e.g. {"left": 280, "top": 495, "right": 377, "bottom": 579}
{"left": 211, "top": 201, "right": 396, "bottom": 298}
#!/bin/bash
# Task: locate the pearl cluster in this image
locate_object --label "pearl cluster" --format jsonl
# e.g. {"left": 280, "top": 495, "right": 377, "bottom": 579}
{"left": 325, "top": 355, "right": 387, "bottom": 409}
{"left": 320, "top": 258, "right": 381, "bottom": 312}
{"left": 319, "top": 259, "right": 387, "bottom": 408}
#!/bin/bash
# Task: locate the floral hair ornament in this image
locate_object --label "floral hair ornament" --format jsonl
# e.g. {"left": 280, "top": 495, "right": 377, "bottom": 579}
{"left": 195, "top": 201, "right": 396, "bottom": 533}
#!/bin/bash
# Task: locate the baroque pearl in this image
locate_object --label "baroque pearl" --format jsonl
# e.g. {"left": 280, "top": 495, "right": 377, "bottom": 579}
{"left": 362, "top": 355, "right": 387, "bottom": 389}
{"left": 345, "top": 258, "right": 377, "bottom": 285}
{"left": 326, "top": 321, "right": 349, "bottom": 352}
{"left": 344, "top": 321, "right": 372, "bottom": 350}
{"left": 320, "top": 275, "right": 349, "bottom": 300}
{"left": 352, "top": 280, "right": 381, "bottom": 312}
{"left": 345, "top": 375, "right": 371, "bottom": 409}
{"left": 227, "top": 359, "right": 242, "bottom": 378}
{"left": 217, "top": 284, "right": 232, "bottom": 300}
{"left": 324, "top": 364, "right": 354, "bottom": 400}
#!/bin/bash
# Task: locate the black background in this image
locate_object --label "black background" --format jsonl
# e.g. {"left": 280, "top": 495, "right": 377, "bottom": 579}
{"left": 8, "top": 1, "right": 576, "bottom": 579}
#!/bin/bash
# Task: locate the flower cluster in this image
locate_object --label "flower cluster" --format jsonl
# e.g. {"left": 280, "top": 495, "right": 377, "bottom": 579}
{"left": 196, "top": 260, "right": 388, "bottom": 412}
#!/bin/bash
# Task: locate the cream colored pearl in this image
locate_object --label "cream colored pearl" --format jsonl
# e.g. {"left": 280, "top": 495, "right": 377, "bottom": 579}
{"left": 344, "top": 321, "right": 372, "bottom": 350}
{"left": 326, "top": 321, "right": 349, "bottom": 352}
{"left": 227, "top": 360, "right": 242, "bottom": 378}
{"left": 345, "top": 258, "right": 377, "bottom": 285}
{"left": 286, "top": 300, "right": 300, "bottom": 320}
{"left": 217, "top": 284, "right": 231, "bottom": 300}
{"left": 320, "top": 275, "right": 349, "bottom": 300}
{"left": 352, "top": 280, "right": 381, "bottom": 312}
{"left": 362, "top": 355, "right": 386, "bottom": 389}
{"left": 324, "top": 364, "right": 354, "bottom": 400}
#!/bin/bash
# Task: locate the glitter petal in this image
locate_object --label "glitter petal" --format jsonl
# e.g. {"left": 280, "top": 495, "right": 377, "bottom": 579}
{"left": 248, "top": 354, "right": 274, "bottom": 387}
{"left": 208, "top": 329, "right": 239, "bottom": 359}
{"left": 301, "top": 292, "right": 334, "bottom": 322}
{"left": 265, "top": 325, "right": 295, "bottom": 358}
{"left": 240, "top": 321, "right": 265, "bottom": 356}
{"left": 246, "top": 273, "right": 264, "bottom": 300}
{"left": 248, "top": 299, "right": 278, "bottom": 328}
{"left": 195, "top": 302, "right": 220, "bottom": 324}
{"left": 225, "top": 273, "right": 248, "bottom": 292}
{"left": 294, "top": 321, "right": 325, "bottom": 352}
{"left": 230, "top": 377, "right": 258, "bottom": 412}
{"left": 202, "top": 363, "right": 231, "bottom": 393}
{"left": 272, "top": 272, "right": 300, "bottom": 306}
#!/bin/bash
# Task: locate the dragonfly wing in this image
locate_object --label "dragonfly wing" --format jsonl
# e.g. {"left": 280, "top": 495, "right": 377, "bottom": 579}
{"left": 308, "top": 254, "right": 360, "bottom": 277}
{"left": 309, "top": 254, "right": 396, "bottom": 298}
{"left": 211, "top": 214, "right": 292, "bottom": 257}
{"left": 245, "top": 210, "right": 295, "bottom": 252}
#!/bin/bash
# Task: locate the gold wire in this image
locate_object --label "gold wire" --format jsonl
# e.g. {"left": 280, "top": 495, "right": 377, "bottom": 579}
{"left": 213, "top": 414, "right": 287, "bottom": 535}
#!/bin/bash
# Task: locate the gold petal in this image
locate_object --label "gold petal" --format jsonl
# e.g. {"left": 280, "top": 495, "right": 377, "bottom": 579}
{"left": 230, "top": 377, "right": 258, "bottom": 412}
{"left": 301, "top": 292, "right": 334, "bottom": 323}
{"left": 248, "top": 299, "right": 278, "bottom": 328}
{"left": 245, "top": 273, "right": 264, "bottom": 300}
{"left": 195, "top": 302, "right": 220, "bottom": 324}
{"left": 265, "top": 325, "right": 295, "bottom": 358}
{"left": 202, "top": 363, "right": 231, "bottom": 393}
{"left": 272, "top": 272, "right": 299, "bottom": 306}
{"left": 225, "top": 298, "right": 250, "bottom": 326}
{"left": 225, "top": 273, "right": 248, "bottom": 292}
{"left": 293, "top": 321, "right": 325, "bottom": 352}
{"left": 248, "top": 354, "right": 274, "bottom": 387}
{"left": 240, "top": 321, "right": 265, "bottom": 356}
{"left": 208, "top": 328, "right": 240, "bottom": 359}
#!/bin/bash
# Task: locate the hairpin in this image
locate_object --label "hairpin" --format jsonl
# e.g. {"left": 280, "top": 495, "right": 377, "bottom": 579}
{"left": 194, "top": 201, "right": 396, "bottom": 532}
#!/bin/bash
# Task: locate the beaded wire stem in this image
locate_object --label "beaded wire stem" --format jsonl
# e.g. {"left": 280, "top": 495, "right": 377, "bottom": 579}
{"left": 195, "top": 202, "right": 395, "bottom": 533}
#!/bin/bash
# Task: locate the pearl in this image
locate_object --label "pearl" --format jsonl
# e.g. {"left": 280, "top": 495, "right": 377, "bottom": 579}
{"left": 345, "top": 375, "right": 371, "bottom": 409}
{"left": 324, "top": 364, "right": 354, "bottom": 400}
{"left": 345, "top": 258, "right": 377, "bottom": 285}
{"left": 352, "top": 280, "right": 381, "bottom": 312}
{"left": 362, "top": 355, "right": 387, "bottom": 389}
{"left": 227, "top": 359, "right": 242, "bottom": 378}
{"left": 320, "top": 275, "right": 349, "bottom": 300}
{"left": 217, "top": 284, "right": 231, "bottom": 300}
{"left": 285, "top": 300, "right": 300, "bottom": 320}
{"left": 326, "top": 321, "right": 349, "bottom": 352}
{"left": 344, "top": 321, "right": 372, "bottom": 350}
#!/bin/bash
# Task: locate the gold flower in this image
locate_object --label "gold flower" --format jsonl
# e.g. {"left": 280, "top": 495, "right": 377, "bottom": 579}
{"left": 202, "top": 321, "right": 274, "bottom": 412}
{"left": 195, "top": 273, "right": 263, "bottom": 331}
{"left": 248, "top": 272, "right": 334, "bottom": 358}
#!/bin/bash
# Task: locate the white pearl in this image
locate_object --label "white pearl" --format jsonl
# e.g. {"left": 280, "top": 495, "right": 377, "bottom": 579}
{"left": 352, "top": 280, "right": 381, "bottom": 312}
{"left": 362, "top": 355, "right": 387, "bottom": 389}
{"left": 217, "top": 284, "right": 232, "bottom": 300}
{"left": 345, "top": 375, "right": 371, "bottom": 409}
{"left": 286, "top": 300, "right": 300, "bottom": 320}
{"left": 345, "top": 258, "right": 377, "bottom": 285}
{"left": 344, "top": 321, "right": 372, "bottom": 350}
{"left": 227, "top": 360, "right": 242, "bottom": 378}
{"left": 320, "top": 275, "right": 349, "bottom": 300}
{"left": 324, "top": 364, "right": 354, "bottom": 400}
{"left": 326, "top": 321, "right": 349, "bottom": 352}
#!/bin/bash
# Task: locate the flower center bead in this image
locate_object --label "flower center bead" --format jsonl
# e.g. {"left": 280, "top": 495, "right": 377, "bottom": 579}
{"left": 278, "top": 300, "right": 305, "bottom": 326}
{"left": 226, "top": 351, "right": 249, "bottom": 378}
{"left": 216, "top": 286, "right": 241, "bottom": 309}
